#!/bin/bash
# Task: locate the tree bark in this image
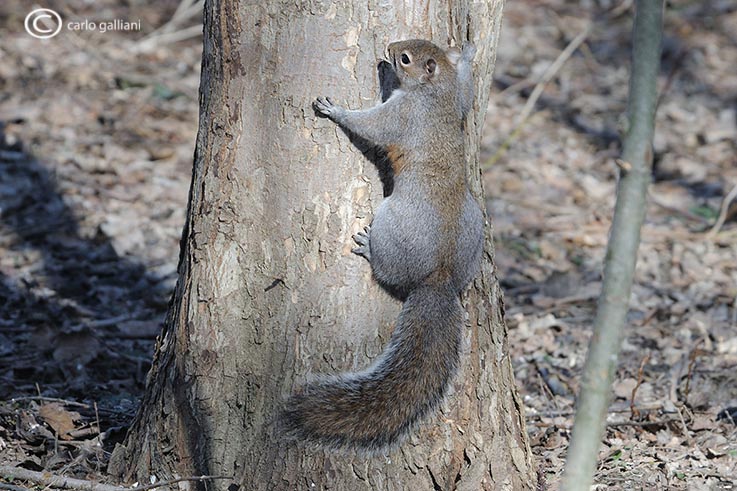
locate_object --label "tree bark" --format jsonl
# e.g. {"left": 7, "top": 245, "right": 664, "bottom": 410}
{"left": 110, "top": 1, "right": 535, "bottom": 489}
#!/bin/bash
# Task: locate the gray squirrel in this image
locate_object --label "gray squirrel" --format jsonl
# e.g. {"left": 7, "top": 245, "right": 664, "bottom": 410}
{"left": 280, "top": 39, "right": 484, "bottom": 452}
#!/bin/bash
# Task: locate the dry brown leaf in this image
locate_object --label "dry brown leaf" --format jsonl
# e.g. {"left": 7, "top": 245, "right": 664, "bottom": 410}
{"left": 38, "top": 402, "right": 81, "bottom": 440}
{"left": 691, "top": 414, "right": 717, "bottom": 432}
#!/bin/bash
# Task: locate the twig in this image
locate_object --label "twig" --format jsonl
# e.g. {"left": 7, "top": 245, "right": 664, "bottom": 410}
{"left": 87, "top": 315, "right": 135, "bottom": 329}
{"left": 54, "top": 439, "right": 102, "bottom": 448}
{"left": 138, "top": 0, "right": 202, "bottom": 43}
{"left": 9, "top": 397, "right": 90, "bottom": 409}
{"left": 136, "top": 25, "right": 203, "bottom": 51}
{"left": 46, "top": 6, "right": 198, "bottom": 101}
{"left": 529, "top": 416, "right": 679, "bottom": 429}
{"left": 94, "top": 402, "right": 101, "bottom": 435}
{"left": 0, "top": 467, "right": 232, "bottom": 491}
{"left": 607, "top": 416, "right": 678, "bottom": 428}
{"left": 650, "top": 195, "right": 708, "bottom": 223}
{"left": 0, "top": 483, "right": 32, "bottom": 491}
{"left": 66, "top": 425, "right": 100, "bottom": 440}
{"left": 630, "top": 354, "right": 650, "bottom": 418}
{"left": 168, "top": 0, "right": 200, "bottom": 25}
{"left": 683, "top": 340, "right": 705, "bottom": 404}
{"left": 674, "top": 404, "right": 694, "bottom": 447}
{"left": 136, "top": 0, "right": 204, "bottom": 52}
{"left": 483, "top": 113, "right": 540, "bottom": 169}
{"left": 106, "top": 332, "right": 159, "bottom": 340}
{"left": 535, "top": 365, "right": 569, "bottom": 397}
{"left": 610, "top": 0, "right": 634, "bottom": 17}
{"left": 535, "top": 363, "right": 559, "bottom": 409}
{"left": 93, "top": 402, "right": 103, "bottom": 470}
{"left": 484, "top": 24, "right": 591, "bottom": 168}
{"left": 64, "top": 315, "right": 138, "bottom": 337}
{"left": 496, "top": 76, "right": 536, "bottom": 98}
{"left": 518, "top": 25, "right": 591, "bottom": 124}
{"left": 135, "top": 476, "right": 232, "bottom": 491}
{"left": 527, "top": 402, "right": 664, "bottom": 419}
{"left": 706, "top": 182, "right": 737, "bottom": 237}
{"left": 0, "top": 467, "right": 120, "bottom": 491}
{"left": 526, "top": 409, "right": 576, "bottom": 419}
{"left": 0, "top": 150, "right": 25, "bottom": 161}
{"left": 668, "top": 353, "right": 687, "bottom": 403}
{"left": 655, "top": 45, "right": 686, "bottom": 109}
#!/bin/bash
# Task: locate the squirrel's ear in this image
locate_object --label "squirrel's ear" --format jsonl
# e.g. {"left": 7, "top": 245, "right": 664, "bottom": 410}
{"left": 425, "top": 58, "right": 437, "bottom": 77}
{"left": 446, "top": 47, "right": 462, "bottom": 66}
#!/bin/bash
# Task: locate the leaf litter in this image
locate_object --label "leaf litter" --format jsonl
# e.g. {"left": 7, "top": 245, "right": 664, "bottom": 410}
{"left": 0, "top": 0, "right": 198, "bottom": 483}
{"left": 492, "top": 1, "right": 737, "bottom": 488}
{"left": 0, "top": 0, "right": 736, "bottom": 489}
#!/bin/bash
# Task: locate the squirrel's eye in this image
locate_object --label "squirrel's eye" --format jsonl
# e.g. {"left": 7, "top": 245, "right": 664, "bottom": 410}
{"left": 400, "top": 53, "right": 410, "bottom": 65}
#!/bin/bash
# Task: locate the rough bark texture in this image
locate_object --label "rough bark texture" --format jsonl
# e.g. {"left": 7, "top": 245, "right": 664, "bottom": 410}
{"left": 110, "top": 1, "right": 535, "bottom": 489}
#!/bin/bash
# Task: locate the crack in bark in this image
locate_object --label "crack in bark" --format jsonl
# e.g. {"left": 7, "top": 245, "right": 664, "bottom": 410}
{"left": 427, "top": 466, "right": 443, "bottom": 491}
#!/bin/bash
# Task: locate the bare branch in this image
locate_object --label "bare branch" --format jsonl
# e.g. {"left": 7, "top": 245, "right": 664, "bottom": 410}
{"left": 0, "top": 466, "right": 232, "bottom": 491}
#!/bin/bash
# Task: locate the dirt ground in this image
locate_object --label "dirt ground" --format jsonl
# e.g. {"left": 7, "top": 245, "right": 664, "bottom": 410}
{"left": 1, "top": 0, "right": 736, "bottom": 489}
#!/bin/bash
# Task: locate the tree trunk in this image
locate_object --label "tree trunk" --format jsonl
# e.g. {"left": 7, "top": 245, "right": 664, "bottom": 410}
{"left": 110, "top": 1, "right": 535, "bottom": 489}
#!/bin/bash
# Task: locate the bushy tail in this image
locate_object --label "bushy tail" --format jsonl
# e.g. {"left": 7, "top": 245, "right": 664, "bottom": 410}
{"left": 280, "top": 284, "right": 463, "bottom": 451}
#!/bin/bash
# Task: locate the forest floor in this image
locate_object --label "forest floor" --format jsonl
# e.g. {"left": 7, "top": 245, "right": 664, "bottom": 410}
{"left": 1, "top": 0, "right": 736, "bottom": 489}
{"left": 490, "top": 1, "right": 737, "bottom": 488}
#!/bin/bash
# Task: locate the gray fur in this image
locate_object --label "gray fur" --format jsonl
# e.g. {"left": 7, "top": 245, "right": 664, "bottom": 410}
{"left": 455, "top": 191, "right": 485, "bottom": 288}
{"left": 456, "top": 44, "right": 476, "bottom": 117}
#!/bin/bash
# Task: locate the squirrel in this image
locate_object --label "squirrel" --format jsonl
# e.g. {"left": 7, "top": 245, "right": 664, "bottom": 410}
{"left": 280, "top": 39, "right": 484, "bottom": 452}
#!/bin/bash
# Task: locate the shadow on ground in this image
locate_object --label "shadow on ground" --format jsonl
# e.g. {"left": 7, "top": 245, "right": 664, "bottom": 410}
{"left": 0, "top": 122, "right": 170, "bottom": 419}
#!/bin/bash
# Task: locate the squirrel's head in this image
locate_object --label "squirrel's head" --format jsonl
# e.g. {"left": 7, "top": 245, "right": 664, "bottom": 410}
{"left": 386, "top": 39, "right": 462, "bottom": 88}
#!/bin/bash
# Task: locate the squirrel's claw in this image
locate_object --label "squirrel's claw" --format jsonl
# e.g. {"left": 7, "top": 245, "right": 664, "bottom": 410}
{"left": 352, "top": 226, "right": 371, "bottom": 262}
{"left": 314, "top": 96, "right": 337, "bottom": 118}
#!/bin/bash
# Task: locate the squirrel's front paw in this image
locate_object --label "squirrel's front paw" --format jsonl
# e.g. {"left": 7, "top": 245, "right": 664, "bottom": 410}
{"left": 313, "top": 96, "right": 341, "bottom": 119}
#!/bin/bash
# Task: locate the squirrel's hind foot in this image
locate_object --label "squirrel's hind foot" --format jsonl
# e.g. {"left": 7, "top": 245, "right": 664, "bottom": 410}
{"left": 351, "top": 226, "right": 371, "bottom": 261}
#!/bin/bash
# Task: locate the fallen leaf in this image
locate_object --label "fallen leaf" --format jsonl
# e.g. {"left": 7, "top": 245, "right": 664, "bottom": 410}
{"left": 613, "top": 377, "right": 638, "bottom": 399}
{"left": 38, "top": 403, "right": 81, "bottom": 439}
